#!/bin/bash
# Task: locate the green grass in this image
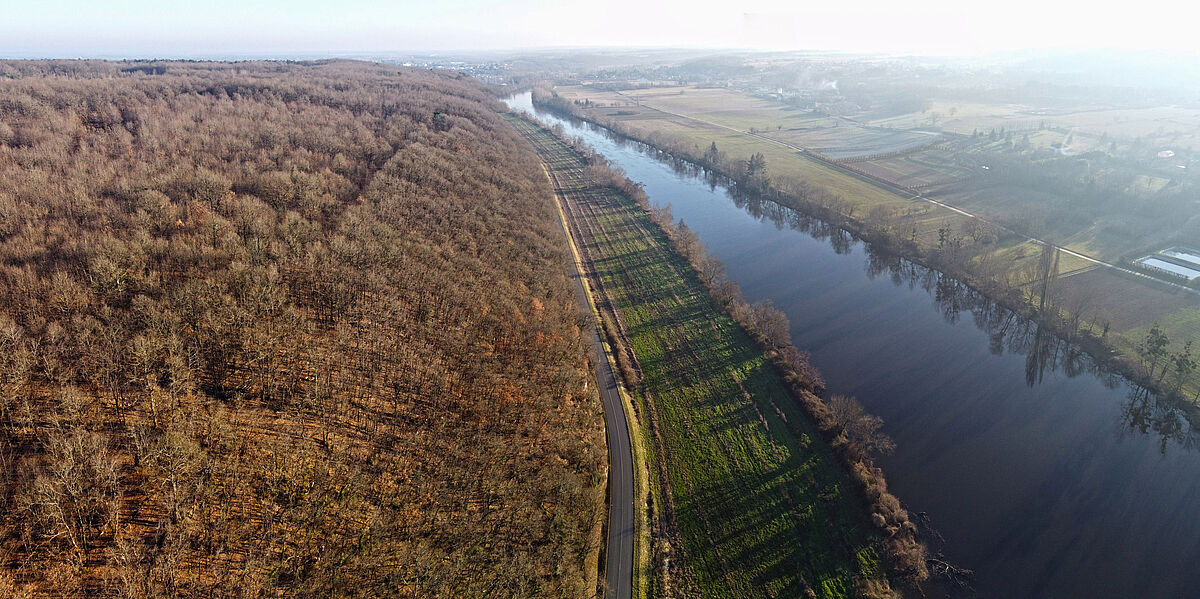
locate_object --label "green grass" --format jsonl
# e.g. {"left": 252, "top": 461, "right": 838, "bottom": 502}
{"left": 510, "top": 115, "right": 892, "bottom": 598}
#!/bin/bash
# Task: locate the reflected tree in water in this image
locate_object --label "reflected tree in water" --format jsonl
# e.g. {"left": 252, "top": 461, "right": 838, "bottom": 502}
{"left": 542, "top": 108, "right": 1200, "bottom": 457}
{"left": 1121, "top": 385, "right": 1199, "bottom": 455}
{"left": 1024, "top": 325, "right": 1064, "bottom": 387}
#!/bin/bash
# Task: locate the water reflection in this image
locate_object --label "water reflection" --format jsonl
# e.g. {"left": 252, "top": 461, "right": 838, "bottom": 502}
{"left": 791, "top": 205, "right": 1200, "bottom": 454}
{"left": 1122, "top": 386, "right": 1199, "bottom": 455}
{"left": 511, "top": 93, "right": 1200, "bottom": 597}
{"left": 525, "top": 99, "right": 1200, "bottom": 456}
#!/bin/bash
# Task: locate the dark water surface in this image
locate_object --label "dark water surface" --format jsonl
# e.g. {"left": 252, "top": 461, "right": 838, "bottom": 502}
{"left": 505, "top": 92, "right": 1200, "bottom": 598}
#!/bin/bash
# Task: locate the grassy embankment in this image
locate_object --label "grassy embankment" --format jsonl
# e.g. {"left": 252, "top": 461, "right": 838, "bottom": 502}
{"left": 509, "top": 114, "right": 916, "bottom": 599}
{"left": 541, "top": 85, "right": 1200, "bottom": 400}
{"left": 539, "top": 158, "right": 653, "bottom": 599}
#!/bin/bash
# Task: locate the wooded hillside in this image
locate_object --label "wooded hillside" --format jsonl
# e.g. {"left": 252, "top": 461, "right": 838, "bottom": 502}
{"left": 0, "top": 60, "right": 605, "bottom": 597}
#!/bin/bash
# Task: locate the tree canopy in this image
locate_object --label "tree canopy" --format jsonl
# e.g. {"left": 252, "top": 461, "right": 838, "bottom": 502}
{"left": 0, "top": 60, "right": 605, "bottom": 597}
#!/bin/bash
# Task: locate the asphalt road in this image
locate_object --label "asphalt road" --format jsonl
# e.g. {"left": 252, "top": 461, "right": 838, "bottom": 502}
{"left": 547, "top": 167, "right": 635, "bottom": 599}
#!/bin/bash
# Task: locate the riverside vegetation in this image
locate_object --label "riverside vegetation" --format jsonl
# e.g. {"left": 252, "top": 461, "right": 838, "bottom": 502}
{"left": 508, "top": 114, "right": 926, "bottom": 598}
{"left": 532, "top": 88, "right": 1200, "bottom": 408}
{"left": 0, "top": 60, "right": 608, "bottom": 597}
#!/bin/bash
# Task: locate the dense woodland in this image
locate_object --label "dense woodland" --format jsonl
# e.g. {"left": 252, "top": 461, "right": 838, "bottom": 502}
{"left": 0, "top": 60, "right": 606, "bottom": 597}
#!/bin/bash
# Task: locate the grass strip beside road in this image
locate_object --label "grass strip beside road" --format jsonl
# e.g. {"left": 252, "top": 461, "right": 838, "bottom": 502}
{"left": 509, "top": 114, "right": 896, "bottom": 599}
{"left": 542, "top": 159, "right": 649, "bottom": 599}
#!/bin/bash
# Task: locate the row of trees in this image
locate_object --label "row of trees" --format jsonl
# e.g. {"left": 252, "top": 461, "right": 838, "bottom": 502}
{"left": 651, "top": 188, "right": 929, "bottom": 589}
{"left": 1139, "top": 324, "right": 1199, "bottom": 396}
{"left": 535, "top": 89, "right": 1200, "bottom": 405}
{"left": 0, "top": 60, "right": 606, "bottom": 597}
{"left": 552, "top": 128, "right": 929, "bottom": 587}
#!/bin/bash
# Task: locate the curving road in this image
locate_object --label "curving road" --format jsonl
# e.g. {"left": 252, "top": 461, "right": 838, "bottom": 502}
{"left": 544, "top": 163, "right": 635, "bottom": 599}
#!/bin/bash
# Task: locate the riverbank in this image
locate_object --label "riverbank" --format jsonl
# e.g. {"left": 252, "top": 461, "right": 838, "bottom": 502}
{"left": 508, "top": 113, "right": 925, "bottom": 598}
{"left": 530, "top": 90, "right": 1200, "bottom": 416}
{"left": 507, "top": 89, "right": 1200, "bottom": 598}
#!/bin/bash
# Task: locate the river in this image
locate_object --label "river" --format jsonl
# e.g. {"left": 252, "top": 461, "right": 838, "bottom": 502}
{"left": 505, "top": 92, "right": 1200, "bottom": 598}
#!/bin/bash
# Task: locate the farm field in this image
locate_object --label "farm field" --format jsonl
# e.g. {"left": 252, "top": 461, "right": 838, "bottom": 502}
{"left": 930, "top": 184, "right": 1159, "bottom": 261}
{"left": 761, "top": 124, "right": 938, "bottom": 159}
{"left": 554, "top": 86, "right": 1098, "bottom": 250}
{"left": 868, "top": 101, "right": 1047, "bottom": 135}
{"left": 1022, "top": 128, "right": 1107, "bottom": 154}
{"left": 547, "top": 88, "right": 1076, "bottom": 278}
{"left": 1053, "top": 267, "right": 1200, "bottom": 366}
{"left": 570, "top": 85, "right": 943, "bottom": 160}
{"left": 852, "top": 149, "right": 978, "bottom": 189}
{"left": 552, "top": 87, "right": 966, "bottom": 219}
{"left": 540, "top": 85, "right": 1200, "bottom": 399}
{"left": 620, "top": 85, "right": 802, "bottom": 131}
{"left": 550, "top": 84, "right": 627, "bottom": 104}
{"left": 563, "top": 84, "right": 1200, "bottom": 161}
{"left": 509, "top": 116, "right": 898, "bottom": 598}
{"left": 871, "top": 101, "right": 1200, "bottom": 150}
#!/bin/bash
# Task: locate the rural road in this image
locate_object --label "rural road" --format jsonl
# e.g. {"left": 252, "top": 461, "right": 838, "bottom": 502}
{"left": 619, "top": 93, "right": 1200, "bottom": 296}
{"left": 546, "top": 166, "right": 635, "bottom": 599}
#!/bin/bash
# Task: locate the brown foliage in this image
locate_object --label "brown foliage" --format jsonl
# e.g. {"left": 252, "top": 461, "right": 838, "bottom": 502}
{"left": 829, "top": 394, "right": 896, "bottom": 457}
{"left": 0, "top": 60, "right": 605, "bottom": 597}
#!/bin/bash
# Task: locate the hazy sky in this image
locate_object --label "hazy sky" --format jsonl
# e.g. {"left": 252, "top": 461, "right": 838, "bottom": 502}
{"left": 4, "top": 0, "right": 1200, "bottom": 58}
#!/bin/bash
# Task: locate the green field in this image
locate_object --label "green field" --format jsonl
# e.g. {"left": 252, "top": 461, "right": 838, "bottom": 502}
{"left": 509, "top": 116, "right": 900, "bottom": 598}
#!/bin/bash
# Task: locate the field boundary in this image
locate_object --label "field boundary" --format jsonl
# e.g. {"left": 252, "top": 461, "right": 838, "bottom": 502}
{"left": 607, "top": 89, "right": 1200, "bottom": 296}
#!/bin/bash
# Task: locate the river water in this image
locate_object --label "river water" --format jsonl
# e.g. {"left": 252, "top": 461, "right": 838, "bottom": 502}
{"left": 505, "top": 92, "right": 1200, "bottom": 598}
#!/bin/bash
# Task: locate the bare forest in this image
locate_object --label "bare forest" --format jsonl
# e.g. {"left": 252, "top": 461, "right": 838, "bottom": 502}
{"left": 0, "top": 60, "right": 606, "bottom": 597}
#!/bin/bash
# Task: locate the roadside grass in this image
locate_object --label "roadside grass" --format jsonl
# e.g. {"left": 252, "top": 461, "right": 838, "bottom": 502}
{"left": 511, "top": 115, "right": 894, "bottom": 598}
{"left": 538, "top": 156, "right": 649, "bottom": 599}
{"left": 620, "top": 381, "right": 655, "bottom": 599}
{"left": 587, "top": 183, "right": 883, "bottom": 599}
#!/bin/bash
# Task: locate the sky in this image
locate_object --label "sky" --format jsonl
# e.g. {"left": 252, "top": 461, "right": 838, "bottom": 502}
{"left": 4, "top": 0, "right": 1200, "bottom": 58}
